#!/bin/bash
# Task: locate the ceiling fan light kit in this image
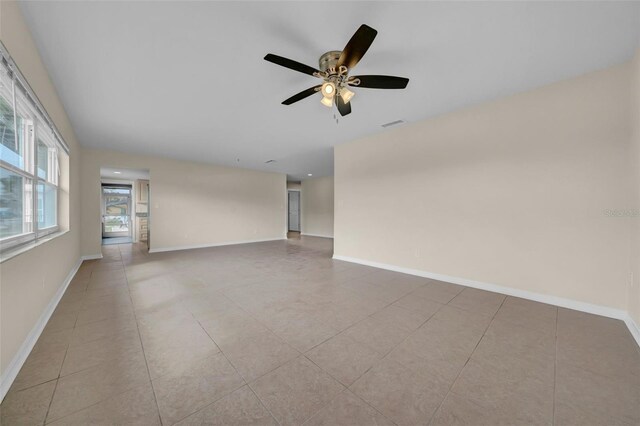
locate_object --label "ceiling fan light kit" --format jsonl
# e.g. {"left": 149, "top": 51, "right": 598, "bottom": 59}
{"left": 322, "top": 82, "right": 335, "bottom": 96}
{"left": 264, "top": 24, "right": 409, "bottom": 116}
{"left": 340, "top": 87, "right": 355, "bottom": 104}
{"left": 320, "top": 95, "right": 333, "bottom": 107}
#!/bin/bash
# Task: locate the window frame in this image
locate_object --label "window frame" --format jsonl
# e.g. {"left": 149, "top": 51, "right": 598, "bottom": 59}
{"left": 0, "top": 43, "right": 68, "bottom": 256}
{"left": 0, "top": 161, "right": 35, "bottom": 250}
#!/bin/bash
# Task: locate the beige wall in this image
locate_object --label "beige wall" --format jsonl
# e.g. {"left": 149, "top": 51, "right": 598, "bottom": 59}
{"left": 630, "top": 50, "right": 640, "bottom": 326}
{"left": 335, "top": 62, "right": 633, "bottom": 311}
{"left": 81, "top": 148, "right": 286, "bottom": 255}
{"left": 0, "top": 1, "right": 82, "bottom": 380}
{"left": 301, "top": 176, "right": 334, "bottom": 238}
{"left": 287, "top": 181, "right": 301, "bottom": 191}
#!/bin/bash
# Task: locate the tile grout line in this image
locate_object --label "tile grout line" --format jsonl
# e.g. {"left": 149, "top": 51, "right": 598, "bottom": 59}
{"left": 300, "top": 386, "right": 399, "bottom": 426}
{"left": 41, "top": 349, "right": 63, "bottom": 425}
{"left": 344, "top": 390, "right": 400, "bottom": 426}
{"left": 342, "top": 298, "right": 447, "bottom": 383}
{"left": 427, "top": 295, "right": 508, "bottom": 425}
{"left": 193, "top": 257, "right": 399, "bottom": 425}
{"left": 297, "top": 281, "right": 449, "bottom": 426}
{"left": 207, "top": 289, "right": 305, "bottom": 380}
{"left": 10, "top": 377, "right": 58, "bottom": 394}
{"left": 196, "top": 317, "right": 283, "bottom": 426}
{"left": 121, "top": 251, "right": 164, "bottom": 426}
{"left": 44, "top": 327, "right": 139, "bottom": 381}
{"left": 246, "top": 381, "right": 284, "bottom": 426}
{"left": 41, "top": 256, "right": 135, "bottom": 424}
{"left": 212, "top": 276, "right": 407, "bottom": 424}
{"left": 44, "top": 251, "right": 155, "bottom": 424}
{"left": 300, "top": 353, "right": 399, "bottom": 426}
{"left": 184, "top": 254, "right": 299, "bottom": 425}
{"left": 300, "top": 278, "right": 436, "bottom": 356}
{"left": 338, "top": 285, "right": 456, "bottom": 378}
{"left": 335, "top": 281, "right": 468, "bottom": 424}
{"left": 199, "top": 319, "right": 284, "bottom": 426}
{"left": 41, "top": 264, "right": 91, "bottom": 425}
{"left": 340, "top": 291, "right": 459, "bottom": 426}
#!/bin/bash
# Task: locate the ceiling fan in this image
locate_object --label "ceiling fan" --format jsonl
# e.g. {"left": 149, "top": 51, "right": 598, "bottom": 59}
{"left": 264, "top": 24, "right": 409, "bottom": 117}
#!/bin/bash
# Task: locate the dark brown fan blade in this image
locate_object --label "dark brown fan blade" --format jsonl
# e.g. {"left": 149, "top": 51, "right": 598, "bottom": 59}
{"left": 337, "top": 24, "right": 378, "bottom": 70}
{"left": 336, "top": 95, "right": 352, "bottom": 116}
{"left": 282, "top": 85, "right": 321, "bottom": 105}
{"left": 264, "top": 54, "right": 320, "bottom": 76}
{"left": 349, "top": 75, "right": 409, "bottom": 89}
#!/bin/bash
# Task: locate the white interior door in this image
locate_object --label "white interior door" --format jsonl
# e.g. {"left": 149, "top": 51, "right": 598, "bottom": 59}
{"left": 288, "top": 191, "right": 300, "bottom": 231}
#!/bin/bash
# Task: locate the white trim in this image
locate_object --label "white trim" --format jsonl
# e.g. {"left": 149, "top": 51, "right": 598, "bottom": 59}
{"left": 332, "top": 254, "right": 639, "bottom": 347}
{"left": 148, "top": 238, "right": 285, "bottom": 254}
{"left": 301, "top": 233, "right": 334, "bottom": 239}
{"left": 0, "top": 257, "right": 83, "bottom": 401}
{"left": 624, "top": 315, "right": 640, "bottom": 348}
{"left": 0, "top": 230, "right": 70, "bottom": 264}
{"left": 283, "top": 186, "right": 289, "bottom": 237}
{"left": 81, "top": 253, "right": 103, "bottom": 260}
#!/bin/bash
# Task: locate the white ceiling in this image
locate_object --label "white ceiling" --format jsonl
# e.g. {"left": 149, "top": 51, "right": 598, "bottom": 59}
{"left": 19, "top": 1, "right": 640, "bottom": 181}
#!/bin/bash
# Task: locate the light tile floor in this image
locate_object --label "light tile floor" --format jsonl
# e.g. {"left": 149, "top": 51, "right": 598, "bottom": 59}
{"left": 2, "top": 237, "right": 639, "bottom": 425}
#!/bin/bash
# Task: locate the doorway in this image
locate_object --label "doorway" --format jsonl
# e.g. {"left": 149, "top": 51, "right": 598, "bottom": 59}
{"left": 100, "top": 167, "right": 150, "bottom": 249}
{"left": 288, "top": 190, "right": 300, "bottom": 233}
{"left": 102, "top": 184, "right": 132, "bottom": 244}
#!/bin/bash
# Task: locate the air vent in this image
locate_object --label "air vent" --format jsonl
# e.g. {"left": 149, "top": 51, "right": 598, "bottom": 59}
{"left": 265, "top": 159, "right": 276, "bottom": 164}
{"left": 381, "top": 119, "right": 405, "bottom": 128}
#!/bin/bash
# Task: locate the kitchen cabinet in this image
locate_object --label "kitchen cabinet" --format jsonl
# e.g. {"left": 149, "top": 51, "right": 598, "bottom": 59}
{"left": 137, "top": 180, "right": 149, "bottom": 203}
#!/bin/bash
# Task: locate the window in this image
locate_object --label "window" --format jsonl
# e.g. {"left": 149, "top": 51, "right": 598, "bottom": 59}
{"left": 0, "top": 49, "right": 68, "bottom": 254}
{"left": 0, "top": 77, "right": 23, "bottom": 170}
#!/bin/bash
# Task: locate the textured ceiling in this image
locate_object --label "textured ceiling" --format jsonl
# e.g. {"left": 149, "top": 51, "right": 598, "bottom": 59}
{"left": 19, "top": 1, "right": 640, "bottom": 181}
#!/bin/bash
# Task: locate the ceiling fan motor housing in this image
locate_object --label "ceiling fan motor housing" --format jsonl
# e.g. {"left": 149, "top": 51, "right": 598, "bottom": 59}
{"left": 319, "top": 51, "right": 342, "bottom": 74}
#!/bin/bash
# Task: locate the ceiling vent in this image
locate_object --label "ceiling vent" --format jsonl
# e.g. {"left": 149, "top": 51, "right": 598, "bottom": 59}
{"left": 381, "top": 119, "right": 405, "bottom": 128}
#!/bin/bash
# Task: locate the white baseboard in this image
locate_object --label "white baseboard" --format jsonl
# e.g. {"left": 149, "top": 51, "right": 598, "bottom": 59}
{"left": 624, "top": 315, "right": 640, "bottom": 347}
{"left": 301, "top": 233, "right": 334, "bottom": 239}
{"left": 81, "top": 254, "right": 103, "bottom": 260}
{"left": 0, "top": 257, "right": 84, "bottom": 401}
{"left": 148, "top": 238, "right": 285, "bottom": 254}
{"left": 333, "top": 254, "right": 639, "bottom": 347}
